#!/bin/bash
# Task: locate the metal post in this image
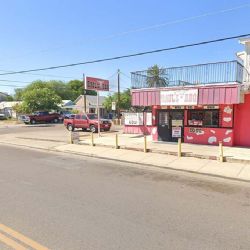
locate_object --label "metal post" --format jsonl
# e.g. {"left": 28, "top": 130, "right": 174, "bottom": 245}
{"left": 144, "top": 135, "right": 147, "bottom": 153}
{"left": 115, "top": 134, "right": 119, "bottom": 149}
{"left": 219, "top": 141, "right": 224, "bottom": 162}
{"left": 97, "top": 90, "right": 101, "bottom": 137}
{"left": 178, "top": 138, "right": 182, "bottom": 157}
{"left": 91, "top": 132, "right": 95, "bottom": 146}
{"left": 70, "top": 132, "right": 73, "bottom": 144}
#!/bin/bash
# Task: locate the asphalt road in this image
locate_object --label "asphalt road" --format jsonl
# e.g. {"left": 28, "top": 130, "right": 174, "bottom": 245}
{"left": 0, "top": 124, "right": 62, "bottom": 135}
{"left": 0, "top": 145, "right": 250, "bottom": 250}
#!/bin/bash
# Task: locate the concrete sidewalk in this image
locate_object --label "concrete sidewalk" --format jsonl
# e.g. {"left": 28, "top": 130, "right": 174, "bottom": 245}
{"left": 76, "top": 133, "right": 250, "bottom": 163}
{"left": 1, "top": 134, "right": 250, "bottom": 182}
{"left": 55, "top": 144, "right": 250, "bottom": 182}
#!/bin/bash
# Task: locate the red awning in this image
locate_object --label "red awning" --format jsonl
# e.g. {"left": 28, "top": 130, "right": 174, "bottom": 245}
{"left": 131, "top": 85, "right": 241, "bottom": 106}
{"left": 198, "top": 85, "right": 240, "bottom": 105}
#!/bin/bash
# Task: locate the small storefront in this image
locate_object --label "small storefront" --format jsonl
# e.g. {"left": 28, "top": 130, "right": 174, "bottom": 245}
{"left": 124, "top": 84, "right": 250, "bottom": 147}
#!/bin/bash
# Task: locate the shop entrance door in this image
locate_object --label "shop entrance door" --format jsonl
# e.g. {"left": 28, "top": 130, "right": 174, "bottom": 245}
{"left": 158, "top": 110, "right": 184, "bottom": 142}
{"left": 158, "top": 111, "right": 170, "bottom": 141}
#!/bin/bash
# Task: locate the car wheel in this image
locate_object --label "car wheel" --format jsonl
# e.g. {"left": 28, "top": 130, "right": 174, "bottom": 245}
{"left": 54, "top": 118, "right": 59, "bottom": 123}
{"left": 82, "top": 128, "right": 87, "bottom": 131}
{"left": 89, "top": 125, "right": 96, "bottom": 133}
{"left": 31, "top": 119, "right": 36, "bottom": 125}
{"left": 67, "top": 124, "right": 74, "bottom": 131}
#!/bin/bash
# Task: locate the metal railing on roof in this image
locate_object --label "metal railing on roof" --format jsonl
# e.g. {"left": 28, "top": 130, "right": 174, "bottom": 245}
{"left": 131, "top": 60, "right": 247, "bottom": 89}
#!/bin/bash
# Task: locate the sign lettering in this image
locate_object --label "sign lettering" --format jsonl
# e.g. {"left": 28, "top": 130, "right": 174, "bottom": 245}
{"left": 160, "top": 89, "right": 198, "bottom": 106}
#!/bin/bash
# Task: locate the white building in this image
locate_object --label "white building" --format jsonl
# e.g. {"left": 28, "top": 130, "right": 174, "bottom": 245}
{"left": 0, "top": 101, "right": 22, "bottom": 118}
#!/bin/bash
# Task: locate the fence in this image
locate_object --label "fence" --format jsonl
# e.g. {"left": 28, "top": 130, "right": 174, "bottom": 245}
{"left": 131, "top": 60, "right": 247, "bottom": 89}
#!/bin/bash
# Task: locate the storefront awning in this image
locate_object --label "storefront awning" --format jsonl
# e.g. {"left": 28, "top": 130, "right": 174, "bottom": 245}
{"left": 131, "top": 85, "right": 241, "bottom": 106}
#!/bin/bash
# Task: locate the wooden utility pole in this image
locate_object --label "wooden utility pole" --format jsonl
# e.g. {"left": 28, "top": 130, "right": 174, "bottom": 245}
{"left": 117, "top": 69, "right": 121, "bottom": 122}
{"left": 83, "top": 74, "right": 87, "bottom": 112}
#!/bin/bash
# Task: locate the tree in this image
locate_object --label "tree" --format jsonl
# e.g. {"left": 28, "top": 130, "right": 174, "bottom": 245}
{"left": 6, "top": 95, "right": 14, "bottom": 101}
{"left": 15, "top": 88, "right": 62, "bottom": 113}
{"left": 146, "top": 64, "right": 168, "bottom": 87}
{"left": 103, "top": 89, "right": 131, "bottom": 112}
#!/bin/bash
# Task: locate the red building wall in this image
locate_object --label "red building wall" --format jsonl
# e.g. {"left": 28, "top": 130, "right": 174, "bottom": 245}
{"left": 234, "top": 93, "right": 250, "bottom": 147}
{"left": 184, "top": 127, "right": 234, "bottom": 146}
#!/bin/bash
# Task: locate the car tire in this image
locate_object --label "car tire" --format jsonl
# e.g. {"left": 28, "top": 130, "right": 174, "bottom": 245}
{"left": 54, "top": 118, "right": 59, "bottom": 123}
{"left": 82, "top": 128, "right": 87, "bottom": 131}
{"left": 67, "top": 124, "right": 74, "bottom": 131}
{"left": 89, "top": 125, "right": 96, "bottom": 133}
{"left": 31, "top": 119, "right": 36, "bottom": 125}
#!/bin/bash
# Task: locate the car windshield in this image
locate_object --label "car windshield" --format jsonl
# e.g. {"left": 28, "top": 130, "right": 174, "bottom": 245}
{"left": 87, "top": 114, "right": 98, "bottom": 120}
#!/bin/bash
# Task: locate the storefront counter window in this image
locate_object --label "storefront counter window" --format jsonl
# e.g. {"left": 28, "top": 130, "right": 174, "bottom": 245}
{"left": 188, "top": 110, "right": 219, "bottom": 128}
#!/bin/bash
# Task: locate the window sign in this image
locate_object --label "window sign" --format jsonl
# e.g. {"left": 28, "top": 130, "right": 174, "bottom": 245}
{"left": 172, "top": 127, "right": 182, "bottom": 138}
{"left": 124, "top": 113, "right": 144, "bottom": 126}
{"left": 146, "top": 112, "right": 152, "bottom": 126}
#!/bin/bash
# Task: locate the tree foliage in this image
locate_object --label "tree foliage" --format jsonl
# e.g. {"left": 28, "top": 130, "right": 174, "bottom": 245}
{"left": 103, "top": 89, "right": 131, "bottom": 112}
{"left": 14, "top": 79, "right": 97, "bottom": 102}
{"left": 146, "top": 64, "right": 168, "bottom": 87}
{"left": 14, "top": 88, "right": 62, "bottom": 113}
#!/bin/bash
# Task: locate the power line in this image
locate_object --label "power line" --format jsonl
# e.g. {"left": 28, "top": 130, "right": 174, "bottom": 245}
{"left": 0, "top": 33, "right": 249, "bottom": 76}
{"left": 3, "top": 3, "right": 249, "bottom": 62}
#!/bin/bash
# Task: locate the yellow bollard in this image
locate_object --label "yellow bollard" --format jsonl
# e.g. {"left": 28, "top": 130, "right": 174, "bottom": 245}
{"left": 178, "top": 138, "right": 182, "bottom": 157}
{"left": 69, "top": 132, "right": 73, "bottom": 144}
{"left": 219, "top": 141, "right": 224, "bottom": 162}
{"left": 115, "top": 134, "right": 119, "bottom": 149}
{"left": 144, "top": 135, "right": 147, "bottom": 153}
{"left": 91, "top": 132, "right": 95, "bottom": 146}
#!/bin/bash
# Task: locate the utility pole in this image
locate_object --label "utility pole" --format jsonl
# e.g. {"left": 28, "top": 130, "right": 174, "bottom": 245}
{"left": 83, "top": 74, "right": 87, "bottom": 113}
{"left": 117, "top": 69, "right": 121, "bottom": 123}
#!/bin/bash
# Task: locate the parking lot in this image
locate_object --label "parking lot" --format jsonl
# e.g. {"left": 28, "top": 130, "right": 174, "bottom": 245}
{"left": 0, "top": 123, "right": 123, "bottom": 143}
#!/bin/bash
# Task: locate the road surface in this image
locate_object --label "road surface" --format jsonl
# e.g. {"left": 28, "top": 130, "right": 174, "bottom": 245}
{"left": 0, "top": 145, "right": 250, "bottom": 249}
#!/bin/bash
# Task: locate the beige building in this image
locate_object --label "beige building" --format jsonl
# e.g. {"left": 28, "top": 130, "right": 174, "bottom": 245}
{"left": 74, "top": 95, "right": 107, "bottom": 117}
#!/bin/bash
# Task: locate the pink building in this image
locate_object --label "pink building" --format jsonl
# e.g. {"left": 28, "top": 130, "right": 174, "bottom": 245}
{"left": 124, "top": 39, "right": 250, "bottom": 147}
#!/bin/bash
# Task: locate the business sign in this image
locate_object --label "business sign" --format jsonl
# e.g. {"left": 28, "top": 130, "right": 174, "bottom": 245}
{"left": 124, "top": 113, "right": 143, "bottom": 126}
{"left": 160, "top": 89, "right": 198, "bottom": 106}
{"left": 85, "top": 76, "right": 109, "bottom": 91}
{"left": 172, "top": 127, "right": 182, "bottom": 138}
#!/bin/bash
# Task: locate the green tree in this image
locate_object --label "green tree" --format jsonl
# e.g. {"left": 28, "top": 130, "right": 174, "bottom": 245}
{"left": 19, "top": 88, "right": 62, "bottom": 113}
{"left": 6, "top": 95, "right": 14, "bottom": 101}
{"left": 146, "top": 64, "right": 168, "bottom": 87}
{"left": 103, "top": 89, "right": 131, "bottom": 112}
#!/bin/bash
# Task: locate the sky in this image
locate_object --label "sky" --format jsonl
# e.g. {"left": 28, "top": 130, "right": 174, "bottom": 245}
{"left": 0, "top": 0, "right": 249, "bottom": 94}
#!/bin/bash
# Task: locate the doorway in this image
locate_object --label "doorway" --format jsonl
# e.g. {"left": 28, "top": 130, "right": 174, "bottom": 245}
{"left": 157, "top": 110, "right": 184, "bottom": 142}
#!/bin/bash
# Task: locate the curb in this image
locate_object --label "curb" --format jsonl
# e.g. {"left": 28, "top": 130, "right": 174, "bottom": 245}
{"left": 77, "top": 142, "right": 250, "bottom": 164}
{"left": 1, "top": 141, "right": 250, "bottom": 184}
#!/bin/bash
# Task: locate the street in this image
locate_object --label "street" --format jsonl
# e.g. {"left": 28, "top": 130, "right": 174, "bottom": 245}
{"left": 0, "top": 145, "right": 250, "bottom": 250}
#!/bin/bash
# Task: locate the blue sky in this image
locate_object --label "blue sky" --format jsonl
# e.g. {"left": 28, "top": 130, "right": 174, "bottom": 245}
{"left": 0, "top": 0, "right": 249, "bottom": 94}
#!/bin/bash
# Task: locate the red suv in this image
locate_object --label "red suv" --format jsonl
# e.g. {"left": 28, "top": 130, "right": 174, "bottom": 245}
{"left": 63, "top": 113, "right": 112, "bottom": 132}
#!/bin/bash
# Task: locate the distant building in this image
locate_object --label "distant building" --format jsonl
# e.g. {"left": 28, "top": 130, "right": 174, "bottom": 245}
{"left": 59, "top": 100, "right": 75, "bottom": 109}
{"left": 0, "top": 101, "right": 22, "bottom": 118}
{"left": 74, "top": 95, "right": 107, "bottom": 117}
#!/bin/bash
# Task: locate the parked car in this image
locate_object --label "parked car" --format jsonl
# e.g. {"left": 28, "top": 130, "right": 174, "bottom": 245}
{"left": 64, "top": 113, "right": 112, "bottom": 132}
{"left": 59, "top": 110, "right": 73, "bottom": 120}
{"left": 0, "top": 113, "right": 7, "bottom": 120}
{"left": 22, "top": 111, "right": 61, "bottom": 124}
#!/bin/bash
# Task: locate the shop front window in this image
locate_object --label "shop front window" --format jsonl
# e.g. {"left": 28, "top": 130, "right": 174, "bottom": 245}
{"left": 188, "top": 110, "right": 219, "bottom": 127}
